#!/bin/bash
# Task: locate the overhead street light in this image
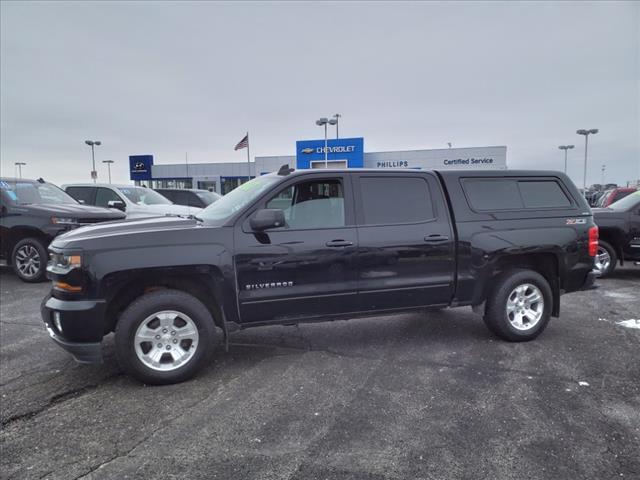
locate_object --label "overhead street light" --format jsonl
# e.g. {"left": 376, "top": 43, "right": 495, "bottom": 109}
{"left": 316, "top": 117, "right": 338, "bottom": 168}
{"left": 333, "top": 113, "right": 342, "bottom": 139}
{"left": 14, "top": 162, "right": 26, "bottom": 179}
{"left": 558, "top": 145, "right": 574, "bottom": 174}
{"left": 102, "top": 160, "right": 114, "bottom": 184}
{"left": 576, "top": 129, "right": 598, "bottom": 191}
{"left": 84, "top": 140, "right": 102, "bottom": 183}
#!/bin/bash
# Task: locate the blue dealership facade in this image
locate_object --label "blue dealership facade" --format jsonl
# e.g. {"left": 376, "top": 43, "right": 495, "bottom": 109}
{"left": 130, "top": 137, "right": 506, "bottom": 194}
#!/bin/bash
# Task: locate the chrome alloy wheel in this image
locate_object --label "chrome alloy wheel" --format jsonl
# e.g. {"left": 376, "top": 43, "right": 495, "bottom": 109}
{"left": 134, "top": 310, "right": 199, "bottom": 371}
{"left": 594, "top": 246, "right": 611, "bottom": 274}
{"left": 15, "top": 244, "right": 41, "bottom": 279}
{"left": 505, "top": 283, "right": 544, "bottom": 331}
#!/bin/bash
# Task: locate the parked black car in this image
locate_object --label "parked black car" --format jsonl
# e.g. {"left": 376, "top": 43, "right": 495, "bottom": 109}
{"left": 42, "top": 168, "right": 597, "bottom": 384}
{"left": 155, "top": 188, "right": 221, "bottom": 208}
{"left": 0, "top": 178, "right": 125, "bottom": 282}
{"left": 592, "top": 190, "right": 640, "bottom": 276}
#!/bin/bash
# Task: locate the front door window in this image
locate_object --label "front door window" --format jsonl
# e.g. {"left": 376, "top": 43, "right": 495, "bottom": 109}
{"left": 266, "top": 179, "right": 345, "bottom": 229}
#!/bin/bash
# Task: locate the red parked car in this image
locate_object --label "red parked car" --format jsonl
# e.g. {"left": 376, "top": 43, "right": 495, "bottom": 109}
{"left": 597, "top": 187, "right": 637, "bottom": 208}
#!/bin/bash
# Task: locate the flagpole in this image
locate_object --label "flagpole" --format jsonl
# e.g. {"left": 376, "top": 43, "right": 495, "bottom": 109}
{"left": 246, "top": 131, "right": 251, "bottom": 182}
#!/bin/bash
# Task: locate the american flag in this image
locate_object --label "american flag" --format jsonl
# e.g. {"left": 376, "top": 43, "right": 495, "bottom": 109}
{"left": 234, "top": 134, "right": 249, "bottom": 151}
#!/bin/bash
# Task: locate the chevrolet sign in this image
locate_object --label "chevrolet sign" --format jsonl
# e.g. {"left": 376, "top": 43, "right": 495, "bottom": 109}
{"left": 296, "top": 137, "right": 364, "bottom": 169}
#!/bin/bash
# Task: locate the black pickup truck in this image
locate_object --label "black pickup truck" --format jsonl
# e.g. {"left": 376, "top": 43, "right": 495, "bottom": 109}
{"left": 42, "top": 168, "right": 598, "bottom": 384}
{"left": 592, "top": 190, "right": 640, "bottom": 276}
{"left": 1, "top": 178, "right": 125, "bottom": 282}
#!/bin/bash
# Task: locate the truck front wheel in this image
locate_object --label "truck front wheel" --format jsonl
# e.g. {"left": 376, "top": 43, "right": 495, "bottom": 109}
{"left": 483, "top": 269, "right": 552, "bottom": 342}
{"left": 115, "top": 289, "right": 218, "bottom": 385}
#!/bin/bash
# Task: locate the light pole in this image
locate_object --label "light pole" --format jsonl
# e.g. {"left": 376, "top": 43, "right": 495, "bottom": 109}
{"left": 333, "top": 113, "right": 341, "bottom": 139}
{"left": 316, "top": 117, "right": 337, "bottom": 168}
{"left": 84, "top": 140, "right": 102, "bottom": 183}
{"left": 558, "top": 145, "right": 574, "bottom": 174}
{"left": 102, "top": 160, "right": 114, "bottom": 184}
{"left": 576, "top": 129, "right": 598, "bottom": 192}
{"left": 14, "top": 162, "right": 26, "bottom": 179}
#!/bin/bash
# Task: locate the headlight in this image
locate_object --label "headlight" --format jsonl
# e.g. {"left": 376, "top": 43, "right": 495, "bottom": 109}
{"left": 48, "top": 252, "right": 82, "bottom": 273}
{"left": 51, "top": 216, "right": 77, "bottom": 225}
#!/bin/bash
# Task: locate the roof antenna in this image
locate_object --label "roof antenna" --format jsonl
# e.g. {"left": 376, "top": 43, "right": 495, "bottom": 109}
{"left": 37, "top": 177, "right": 45, "bottom": 183}
{"left": 277, "top": 164, "right": 294, "bottom": 176}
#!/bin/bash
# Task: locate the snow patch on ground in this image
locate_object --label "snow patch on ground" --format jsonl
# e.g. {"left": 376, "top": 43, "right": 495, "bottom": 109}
{"left": 616, "top": 319, "right": 640, "bottom": 329}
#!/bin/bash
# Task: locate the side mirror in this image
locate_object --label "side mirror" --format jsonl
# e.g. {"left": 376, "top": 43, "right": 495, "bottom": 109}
{"left": 250, "top": 209, "right": 285, "bottom": 231}
{"left": 107, "top": 200, "right": 126, "bottom": 211}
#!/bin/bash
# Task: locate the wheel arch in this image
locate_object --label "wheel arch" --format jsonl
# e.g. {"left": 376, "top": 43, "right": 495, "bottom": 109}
{"left": 481, "top": 252, "right": 561, "bottom": 317}
{"left": 597, "top": 228, "right": 625, "bottom": 266}
{"left": 5, "top": 227, "right": 51, "bottom": 264}
{"left": 101, "top": 265, "right": 234, "bottom": 336}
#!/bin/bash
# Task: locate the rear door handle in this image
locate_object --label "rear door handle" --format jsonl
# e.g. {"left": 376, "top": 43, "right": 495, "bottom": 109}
{"left": 424, "top": 234, "right": 449, "bottom": 243}
{"left": 326, "top": 240, "right": 354, "bottom": 248}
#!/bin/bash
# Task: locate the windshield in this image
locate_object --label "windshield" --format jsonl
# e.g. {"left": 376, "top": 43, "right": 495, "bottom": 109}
{"left": 608, "top": 190, "right": 640, "bottom": 211}
{"left": 198, "top": 176, "right": 281, "bottom": 222}
{"left": 118, "top": 186, "right": 172, "bottom": 205}
{"left": 0, "top": 180, "right": 78, "bottom": 205}
{"left": 196, "top": 191, "right": 221, "bottom": 206}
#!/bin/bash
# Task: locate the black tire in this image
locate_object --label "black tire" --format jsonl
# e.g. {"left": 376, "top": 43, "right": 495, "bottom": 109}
{"left": 115, "top": 289, "right": 219, "bottom": 385}
{"left": 483, "top": 269, "right": 552, "bottom": 342}
{"left": 594, "top": 240, "right": 617, "bottom": 277}
{"left": 11, "top": 237, "right": 48, "bottom": 283}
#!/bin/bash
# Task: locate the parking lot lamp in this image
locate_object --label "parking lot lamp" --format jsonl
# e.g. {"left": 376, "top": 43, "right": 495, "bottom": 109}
{"left": 333, "top": 113, "right": 341, "bottom": 139}
{"left": 576, "top": 129, "right": 598, "bottom": 192}
{"left": 102, "top": 160, "right": 114, "bottom": 184}
{"left": 316, "top": 117, "right": 338, "bottom": 168}
{"left": 84, "top": 140, "right": 102, "bottom": 183}
{"left": 14, "top": 162, "right": 26, "bottom": 178}
{"left": 558, "top": 145, "right": 574, "bottom": 174}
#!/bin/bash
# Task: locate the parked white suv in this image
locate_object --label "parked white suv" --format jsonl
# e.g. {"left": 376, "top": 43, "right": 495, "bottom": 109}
{"left": 63, "top": 184, "right": 201, "bottom": 219}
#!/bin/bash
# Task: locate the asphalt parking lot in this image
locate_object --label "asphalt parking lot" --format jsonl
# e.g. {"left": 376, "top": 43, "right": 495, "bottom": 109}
{"left": 1, "top": 267, "right": 639, "bottom": 480}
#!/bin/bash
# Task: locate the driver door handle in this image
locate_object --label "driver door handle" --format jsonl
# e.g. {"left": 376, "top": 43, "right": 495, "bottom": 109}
{"left": 424, "top": 234, "right": 449, "bottom": 243}
{"left": 326, "top": 240, "right": 354, "bottom": 248}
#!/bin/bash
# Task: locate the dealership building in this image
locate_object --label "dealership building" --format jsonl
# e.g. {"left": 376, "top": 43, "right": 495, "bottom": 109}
{"left": 130, "top": 137, "right": 507, "bottom": 194}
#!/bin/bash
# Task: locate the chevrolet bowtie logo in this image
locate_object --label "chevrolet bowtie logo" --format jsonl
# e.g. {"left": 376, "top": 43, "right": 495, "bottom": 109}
{"left": 301, "top": 148, "right": 314, "bottom": 154}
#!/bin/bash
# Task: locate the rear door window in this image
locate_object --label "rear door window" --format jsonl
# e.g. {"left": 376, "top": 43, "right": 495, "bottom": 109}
{"left": 66, "top": 186, "right": 96, "bottom": 205}
{"left": 358, "top": 176, "right": 434, "bottom": 225}
{"left": 95, "top": 188, "right": 124, "bottom": 207}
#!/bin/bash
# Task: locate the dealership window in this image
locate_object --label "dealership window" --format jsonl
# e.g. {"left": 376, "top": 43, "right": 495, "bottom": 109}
{"left": 359, "top": 177, "right": 434, "bottom": 225}
{"left": 148, "top": 179, "right": 193, "bottom": 189}
{"left": 266, "top": 179, "right": 345, "bottom": 229}
{"left": 221, "top": 177, "right": 254, "bottom": 195}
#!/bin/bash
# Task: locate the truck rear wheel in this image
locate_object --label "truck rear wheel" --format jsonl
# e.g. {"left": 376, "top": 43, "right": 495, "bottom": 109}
{"left": 115, "top": 289, "right": 218, "bottom": 385}
{"left": 483, "top": 269, "right": 552, "bottom": 342}
{"left": 594, "top": 240, "right": 617, "bottom": 277}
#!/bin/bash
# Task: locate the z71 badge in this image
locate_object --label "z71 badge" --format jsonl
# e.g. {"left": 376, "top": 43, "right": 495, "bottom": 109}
{"left": 566, "top": 218, "right": 587, "bottom": 225}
